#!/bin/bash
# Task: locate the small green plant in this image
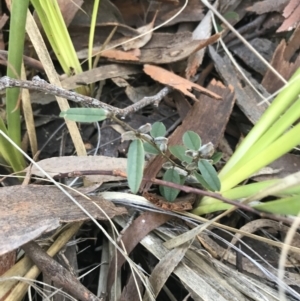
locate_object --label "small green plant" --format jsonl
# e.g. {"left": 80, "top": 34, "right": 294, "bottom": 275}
{"left": 60, "top": 109, "right": 221, "bottom": 199}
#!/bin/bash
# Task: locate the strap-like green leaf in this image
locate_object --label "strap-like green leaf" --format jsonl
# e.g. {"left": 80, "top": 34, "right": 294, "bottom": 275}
{"left": 127, "top": 139, "right": 145, "bottom": 193}
{"left": 198, "top": 160, "right": 221, "bottom": 191}
{"left": 150, "top": 122, "right": 166, "bottom": 138}
{"left": 60, "top": 108, "right": 108, "bottom": 122}
{"left": 161, "top": 168, "right": 181, "bottom": 202}
{"left": 183, "top": 131, "right": 201, "bottom": 151}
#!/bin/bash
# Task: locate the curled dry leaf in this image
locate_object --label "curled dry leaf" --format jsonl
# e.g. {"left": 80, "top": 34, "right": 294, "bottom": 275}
{"left": 143, "top": 64, "right": 222, "bottom": 101}
{"left": 122, "top": 11, "right": 158, "bottom": 51}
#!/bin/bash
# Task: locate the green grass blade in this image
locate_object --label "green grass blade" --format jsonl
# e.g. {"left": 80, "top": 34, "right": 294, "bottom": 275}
{"left": 220, "top": 68, "right": 300, "bottom": 178}
{"left": 4, "top": 0, "right": 29, "bottom": 171}
{"left": 88, "top": 0, "right": 101, "bottom": 71}
{"left": 221, "top": 121, "right": 300, "bottom": 191}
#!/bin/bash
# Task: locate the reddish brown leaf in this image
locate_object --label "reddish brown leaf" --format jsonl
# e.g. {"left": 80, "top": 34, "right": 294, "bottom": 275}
{"left": 277, "top": 0, "right": 300, "bottom": 31}
{"left": 262, "top": 25, "right": 300, "bottom": 93}
{"left": 143, "top": 64, "right": 222, "bottom": 101}
{"left": 101, "top": 48, "right": 140, "bottom": 61}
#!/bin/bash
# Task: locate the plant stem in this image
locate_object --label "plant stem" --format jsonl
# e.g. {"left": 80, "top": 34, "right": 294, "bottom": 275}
{"left": 5, "top": 0, "right": 29, "bottom": 170}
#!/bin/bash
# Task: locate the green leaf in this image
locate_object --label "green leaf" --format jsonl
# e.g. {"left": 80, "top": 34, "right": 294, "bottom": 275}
{"left": 150, "top": 122, "right": 166, "bottom": 138}
{"left": 198, "top": 160, "right": 221, "bottom": 191}
{"left": 169, "top": 145, "right": 192, "bottom": 163}
{"left": 143, "top": 142, "right": 160, "bottom": 155}
{"left": 183, "top": 131, "right": 201, "bottom": 151}
{"left": 211, "top": 152, "right": 223, "bottom": 164}
{"left": 127, "top": 139, "right": 145, "bottom": 193}
{"left": 160, "top": 168, "right": 181, "bottom": 202}
{"left": 223, "top": 11, "right": 239, "bottom": 22}
{"left": 60, "top": 108, "right": 108, "bottom": 122}
{"left": 193, "top": 172, "right": 214, "bottom": 191}
{"left": 253, "top": 195, "right": 300, "bottom": 216}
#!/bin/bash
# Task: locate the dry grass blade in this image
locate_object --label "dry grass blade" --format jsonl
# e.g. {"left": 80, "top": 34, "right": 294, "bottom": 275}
{"left": 25, "top": 10, "right": 86, "bottom": 156}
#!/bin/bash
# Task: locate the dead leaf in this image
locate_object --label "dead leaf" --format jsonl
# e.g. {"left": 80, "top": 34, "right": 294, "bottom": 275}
{"left": 101, "top": 48, "right": 140, "bottom": 61}
{"left": 107, "top": 212, "right": 172, "bottom": 291}
{"left": 122, "top": 11, "right": 157, "bottom": 51}
{"left": 125, "top": 84, "right": 161, "bottom": 103}
{"left": 143, "top": 192, "right": 195, "bottom": 211}
{"left": 185, "top": 4, "right": 213, "bottom": 79}
{"left": 231, "top": 38, "right": 277, "bottom": 76}
{"left": 0, "top": 185, "right": 127, "bottom": 255}
{"left": 147, "top": 242, "right": 191, "bottom": 298}
{"left": 262, "top": 25, "right": 300, "bottom": 93}
{"left": 247, "top": 0, "right": 288, "bottom": 14}
{"left": 209, "top": 46, "right": 269, "bottom": 124}
{"left": 57, "top": 0, "right": 83, "bottom": 27}
{"left": 227, "top": 219, "right": 300, "bottom": 267}
{"left": 77, "top": 32, "right": 219, "bottom": 65}
{"left": 27, "top": 156, "right": 128, "bottom": 184}
{"left": 61, "top": 64, "right": 142, "bottom": 90}
{"left": 277, "top": 0, "right": 300, "bottom": 31}
{"left": 143, "top": 64, "right": 222, "bottom": 101}
{"left": 113, "top": 0, "right": 204, "bottom": 28}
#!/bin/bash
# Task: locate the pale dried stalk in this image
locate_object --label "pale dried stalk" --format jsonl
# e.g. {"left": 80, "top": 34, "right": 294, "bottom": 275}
{"left": 0, "top": 76, "right": 171, "bottom": 116}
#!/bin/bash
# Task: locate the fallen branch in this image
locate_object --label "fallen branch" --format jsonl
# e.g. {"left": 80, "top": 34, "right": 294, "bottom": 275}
{"left": 0, "top": 76, "right": 172, "bottom": 116}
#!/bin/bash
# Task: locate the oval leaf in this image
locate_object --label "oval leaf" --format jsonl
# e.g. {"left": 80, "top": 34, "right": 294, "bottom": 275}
{"left": 127, "top": 139, "right": 145, "bottom": 193}
{"left": 169, "top": 145, "right": 193, "bottom": 163}
{"left": 183, "top": 131, "right": 201, "bottom": 151}
{"left": 143, "top": 142, "right": 160, "bottom": 155}
{"left": 193, "top": 172, "right": 214, "bottom": 191}
{"left": 198, "top": 160, "right": 221, "bottom": 191}
{"left": 211, "top": 152, "right": 223, "bottom": 164}
{"left": 161, "top": 168, "right": 181, "bottom": 202}
{"left": 150, "top": 122, "right": 166, "bottom": 138}
{"left": 60, "top": 108, "right": 108, "bottom": 122}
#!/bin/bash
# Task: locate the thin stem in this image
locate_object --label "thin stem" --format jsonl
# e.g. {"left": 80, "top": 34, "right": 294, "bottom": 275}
{"left": 111, "top": 115, "right": 180, "bottom": 168}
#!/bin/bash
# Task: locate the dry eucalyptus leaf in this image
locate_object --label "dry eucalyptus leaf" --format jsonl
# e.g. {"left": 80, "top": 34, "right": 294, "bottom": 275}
{"left": 185, "top": 4, "right": 213, "bottom": 78}
{"left": 247, "top": 0, "right": 288, "bottom": 14}
{"left": 77, "top": 32, "right": 216, "bottom": 65}
{"left": 101, "top": 48, "right": 140, "bottom": 61}
{"left": 0, "top": 185, "right": 127, "bottom": 255}
{"left": 143, "top": 64, "right": 222, "bottom": 101}
{"left": 27, "top": 156, "right": 128, "bottom": 184}
{"left": 61, "top": 64, "right": 141, "bottom": 90}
